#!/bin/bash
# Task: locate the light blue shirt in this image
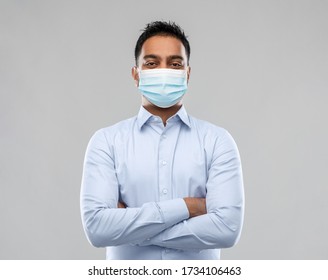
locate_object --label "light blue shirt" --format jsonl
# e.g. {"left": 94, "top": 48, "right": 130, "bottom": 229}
{"left": 80, "top": 106, "right": 244, "bottom": 260}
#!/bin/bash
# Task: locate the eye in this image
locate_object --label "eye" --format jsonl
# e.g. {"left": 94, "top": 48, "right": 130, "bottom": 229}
{"left": 171, "top": 62, "right": 183, "bottom": 68}
{"left": 144, "top": 61, "right": 158, "bottom": 68}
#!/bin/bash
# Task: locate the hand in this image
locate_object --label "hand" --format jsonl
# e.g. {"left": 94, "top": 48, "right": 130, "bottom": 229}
{"left": 117, "top": 201, "right": 127, "bottom": 208}
{"left": 183, "top": 197, "right": 207, "bottom": 218}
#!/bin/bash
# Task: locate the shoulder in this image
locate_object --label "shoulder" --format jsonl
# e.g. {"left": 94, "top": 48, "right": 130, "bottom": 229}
{"left": 89, "top": 116, "right": 137, "bottom": 145}
{"left": 188, "top": 114, "right": 239, "bottom": 153}
{"left": 189, "top": 115, "right": 230, "bottom": 139}
{"left": 188, "top": 115, "right": 241, "bottom": 163}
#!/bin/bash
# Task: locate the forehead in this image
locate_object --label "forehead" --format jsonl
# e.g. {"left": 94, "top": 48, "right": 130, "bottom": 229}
{"left": 140, "top": 35, "right": 187, "bottom": 58}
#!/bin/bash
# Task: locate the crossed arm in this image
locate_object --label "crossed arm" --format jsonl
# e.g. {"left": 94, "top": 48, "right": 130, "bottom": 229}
{"left": 80, "top": 129, "right": 244, "bottom": 250}
{"left": 118, "top": 198, "right": 206, "bottom": 218}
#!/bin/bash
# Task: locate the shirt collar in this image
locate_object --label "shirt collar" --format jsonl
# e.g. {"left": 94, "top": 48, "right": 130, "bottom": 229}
{"left": 137, "top": 105, "right": 191, "bottom": 130}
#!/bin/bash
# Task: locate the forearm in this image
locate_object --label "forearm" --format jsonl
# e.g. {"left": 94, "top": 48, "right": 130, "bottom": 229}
{"left": 140, "top": 204, "right": 243, "bottom": 250}
{"left": 90, "top": 197, "right": 205, "bottom": 248}
{"left": 81, "top": 196, "right": 189, "bottom": 247}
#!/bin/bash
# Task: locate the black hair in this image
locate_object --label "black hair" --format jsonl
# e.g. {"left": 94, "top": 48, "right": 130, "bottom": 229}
{"left": 134, "top": 21, "right": 190, "bottom": 65}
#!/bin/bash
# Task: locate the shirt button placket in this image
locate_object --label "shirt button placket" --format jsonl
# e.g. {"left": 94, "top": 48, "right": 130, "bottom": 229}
{"left": 158, "top": 132, "right": 170, "bottom": 201}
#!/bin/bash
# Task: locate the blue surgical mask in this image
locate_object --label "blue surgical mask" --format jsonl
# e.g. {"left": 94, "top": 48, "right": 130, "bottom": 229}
{"left": 137, "top": 68, "right": 188, "bottom": 108}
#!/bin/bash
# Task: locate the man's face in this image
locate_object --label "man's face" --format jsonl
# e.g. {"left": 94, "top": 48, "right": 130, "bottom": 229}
{"left": 132, "top": 35, "right": 190, "bottom": 85}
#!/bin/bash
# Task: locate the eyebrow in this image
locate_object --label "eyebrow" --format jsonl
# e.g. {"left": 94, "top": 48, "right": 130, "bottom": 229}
{"left": 142, "top": 54, "right": 184, "bottom": 61}
{"left": 167, "top": 55, "right": 184, "bottom": 61}
{"left": 143, "top": 54, "right": 160, "bottom": 60}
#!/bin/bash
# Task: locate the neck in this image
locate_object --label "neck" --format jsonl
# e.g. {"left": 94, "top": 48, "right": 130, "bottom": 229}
{"left": 142, "top": 100, "right": 182, "bottom": 126}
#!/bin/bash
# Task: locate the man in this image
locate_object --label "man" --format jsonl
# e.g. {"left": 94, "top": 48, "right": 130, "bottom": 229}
{"left": 80, "top": 21, "right": 244, "bottom": 260}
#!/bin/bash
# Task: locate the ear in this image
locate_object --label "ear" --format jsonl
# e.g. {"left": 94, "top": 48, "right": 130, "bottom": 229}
{"left": 131, "top": 66, "right": 139, "bottom": 87}
{"left": 186, "top": 66, "right": 191, "bottom": 83}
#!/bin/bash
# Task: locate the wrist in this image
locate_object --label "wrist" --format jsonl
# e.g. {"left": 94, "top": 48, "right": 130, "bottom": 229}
{"left": 183, "top": 197, "right": 207, "bottom": 218}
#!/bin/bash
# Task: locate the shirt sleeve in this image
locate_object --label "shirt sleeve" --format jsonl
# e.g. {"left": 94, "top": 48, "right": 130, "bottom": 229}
{"left": 80, "top": 129, "right": 189, "bottom": 247}
{"left": 140, "top": 130, "right": 244, "bottom": 251}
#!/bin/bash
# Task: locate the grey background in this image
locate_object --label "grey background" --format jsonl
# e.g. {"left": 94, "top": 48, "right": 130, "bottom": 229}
{"left": 1, "top": 0, "right": 327, "bottom": 259}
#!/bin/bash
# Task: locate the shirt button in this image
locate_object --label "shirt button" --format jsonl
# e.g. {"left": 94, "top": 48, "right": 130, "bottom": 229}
{"left": 162, "top": 160, "right": 167, "bottom": 165}
{"left": 162, "top": 134, "right": 167, "bottom": 139}
{"left": 162, "top": 188, "right": 168, "bottom": 194}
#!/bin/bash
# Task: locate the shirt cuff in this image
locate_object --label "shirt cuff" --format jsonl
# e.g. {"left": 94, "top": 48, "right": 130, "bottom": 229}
{"left": 156, "top": 198, "right": 189, "bottom": 227}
